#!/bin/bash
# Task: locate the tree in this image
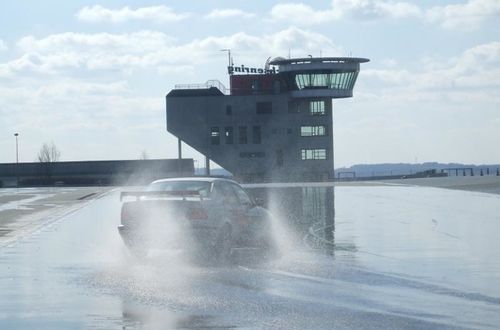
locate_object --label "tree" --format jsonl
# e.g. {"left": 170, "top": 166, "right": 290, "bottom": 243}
{"left": 37, "top": 142, "right": 61, "bottom": 184}
{"left": 38, "top": 142, "right": 61, "bottom": 163}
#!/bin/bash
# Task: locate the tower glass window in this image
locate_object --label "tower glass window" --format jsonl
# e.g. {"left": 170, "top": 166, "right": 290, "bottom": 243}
{"left": 301, "top": 125, "right": 327, "bottom": 137}
{"left": 301, "top": 149, "right": 327, "bottom": 160}
{"left": 295, "top": 72, "right": 358, "bottom": 90}
{"left": 256, "top": 102, "right": 272, "bottom": 114}
{"left": 224, "top": 127, "right": 233, "bottom": 144}
{"left": 309, "top": 101, "right": 325, "bottom": 115}
{"left": 210, "top": 127, "right": 220, "bottom": 145}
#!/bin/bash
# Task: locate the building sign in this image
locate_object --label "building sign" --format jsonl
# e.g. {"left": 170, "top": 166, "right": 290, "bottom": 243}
{"left": 228, "top": 64, "right": 277, "bottom": 75}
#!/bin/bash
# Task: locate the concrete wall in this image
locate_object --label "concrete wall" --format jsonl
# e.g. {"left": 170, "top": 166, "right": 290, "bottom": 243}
{"left": 0, "top": 159, "right": 194, "bottom": 187}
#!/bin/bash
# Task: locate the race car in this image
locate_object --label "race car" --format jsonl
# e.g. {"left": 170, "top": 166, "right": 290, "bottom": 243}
{"left": 118, "top": 177, "right": 275, "bottom": 262}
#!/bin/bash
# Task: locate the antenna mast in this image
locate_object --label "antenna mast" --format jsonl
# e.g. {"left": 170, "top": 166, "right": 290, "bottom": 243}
{"left": 220, "top": 49, "right": 232, "bottom": 66}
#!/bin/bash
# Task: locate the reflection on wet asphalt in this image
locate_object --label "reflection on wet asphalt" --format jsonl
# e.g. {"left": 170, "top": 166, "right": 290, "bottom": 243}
{"left": 0, "top": 186, "right": 500, "bottom": 329}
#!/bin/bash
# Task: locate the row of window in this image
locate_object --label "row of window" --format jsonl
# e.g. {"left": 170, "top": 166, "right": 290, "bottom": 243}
{"left": 211, "top": 126, "right": 261, "bottom": 145}
{"left": 295, "top": 72, "right": 358, "bottom": 90}
{"left": 211, "top": 125, "right": 327, "bottom": 145}
{"left": 225, "top": 101, "right": 326, "bottom": 116}
{"left": 301, "top": 149, "right": 327, "bottom": 160}
{"left": 236, "top": 149, "right": 327, "bottom": 161}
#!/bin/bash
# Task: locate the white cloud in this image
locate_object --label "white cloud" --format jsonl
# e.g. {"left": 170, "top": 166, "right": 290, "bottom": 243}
{"left": 361, "top": 42, "right": 500, "bottom": 102}
{"left": 17, "top": 30, "right": 175, "bottom": 54}
{"left": 1, "top": 28, "right": 341, "bottom": 76}
{"left": 270, "top": 3, "right": 339, "bottom": 25}
{"left": 0, "top": 39, "right": 7, "bottom": 51}
{"left": 270, "top": 0, "right": 421, "bottom": 25}
{"left": 331, "top": 0, "right": 422, "bottom": 20}
{"left": 270, "top": 0, "right": 499, "bottom": 30}
{"left": 426, "top": 0, "right": 500, "bottom": 31}
{"left": 76, "top": 5, "right": 190, "bottom": 23}
{"left": 205, "top": 9, "right": 255, "bottom": 19}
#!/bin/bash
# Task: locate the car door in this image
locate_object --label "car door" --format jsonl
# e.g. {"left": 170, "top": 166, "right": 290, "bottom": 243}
{"left": 212, "top": 182, "right": 246, "bottom": 237}
{"left": 229, "top": 183, "right": 267, "bottom": 246}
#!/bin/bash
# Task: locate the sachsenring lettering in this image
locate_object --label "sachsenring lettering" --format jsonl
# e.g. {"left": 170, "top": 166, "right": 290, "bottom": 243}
{"left": 228, "top": 64, "right": 277, "bottom": 75}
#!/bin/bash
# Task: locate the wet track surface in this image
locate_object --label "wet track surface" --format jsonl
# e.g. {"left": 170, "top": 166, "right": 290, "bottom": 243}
{"left": 1, "top": 186, "right": 500, "bottom": 329}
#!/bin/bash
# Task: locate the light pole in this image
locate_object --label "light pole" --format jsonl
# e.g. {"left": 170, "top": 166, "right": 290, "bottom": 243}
{"left": 14, "top": 133, "right": 19, "bottom": 187}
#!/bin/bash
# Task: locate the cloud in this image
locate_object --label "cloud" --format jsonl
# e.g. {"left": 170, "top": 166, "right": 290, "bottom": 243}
{"left": 361, "top": 42, "right": 500, "bottom": 102}
{"left": 76, "top": 5, "right": 190, "bottom": 23}
{"left": 426, "top": 0, "right": 500, "bottom": 31}
{"left": 270, "top": 0, "right": 499, "bottom": 30}
{"left": 270, "top": 3, "right": 339, "bottom": 25}
{"left": 205, "top": 8, "right": 255, "bottom": 19}
{"left": 1, "top": 28, "right": 342, "bottom": 76}
{"left": 1, "top": 31, "right": 175, "bottom": 75}
{"left": 270, "top": 0, "right": 421, "bottom": 25}
{"left": 331, "top": 0, "right": 422, "bottom": 20}
{"left": 0, "top": 39, "right": 7, "bottom": 51}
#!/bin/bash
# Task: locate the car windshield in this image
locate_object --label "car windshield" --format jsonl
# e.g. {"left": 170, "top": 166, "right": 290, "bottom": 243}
{"left": 146, "top": 180, "right": 211, "bottom": 198}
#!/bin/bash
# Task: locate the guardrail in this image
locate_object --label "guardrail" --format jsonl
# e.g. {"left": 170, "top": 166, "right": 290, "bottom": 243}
{"left": 174, "top": 80, "right": 228, "bottom": 94}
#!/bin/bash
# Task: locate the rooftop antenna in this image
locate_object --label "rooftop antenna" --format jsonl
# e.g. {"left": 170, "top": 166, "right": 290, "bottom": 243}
{"left": 288, "top": 48, "right": 291, "bottom": 59}
{"left": 220, "top": 49, "right": 232, "bottom": 66}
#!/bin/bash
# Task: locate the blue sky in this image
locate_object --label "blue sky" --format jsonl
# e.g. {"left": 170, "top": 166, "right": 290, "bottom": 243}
{"left": 1, "top": 0, "right": 499, "bottom": 167}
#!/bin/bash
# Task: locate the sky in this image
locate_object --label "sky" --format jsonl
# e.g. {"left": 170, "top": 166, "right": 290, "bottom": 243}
{"left": 0, "top": 0, "right": 499, "bottom": 168}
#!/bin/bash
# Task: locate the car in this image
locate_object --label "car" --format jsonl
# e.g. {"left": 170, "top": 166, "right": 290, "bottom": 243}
{"left": 118, "top": 177, "right": 276, "bottom": 262}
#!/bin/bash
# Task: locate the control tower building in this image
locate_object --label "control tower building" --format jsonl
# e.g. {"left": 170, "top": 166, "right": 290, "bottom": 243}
{"left": 166, "top": 56, "right": 369, "bottom": 182}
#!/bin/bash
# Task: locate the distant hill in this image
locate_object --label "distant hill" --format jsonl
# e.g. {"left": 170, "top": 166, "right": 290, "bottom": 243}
{"left": 335, "top": 162, "right": 500, "bottom": 178}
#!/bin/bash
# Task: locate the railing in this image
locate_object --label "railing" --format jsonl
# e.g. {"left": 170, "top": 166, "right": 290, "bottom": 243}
{"left": 174, "top": 80, "right": 228, "bottom": 95}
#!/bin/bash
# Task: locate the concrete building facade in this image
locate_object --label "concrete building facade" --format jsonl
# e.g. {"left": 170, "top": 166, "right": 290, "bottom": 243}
{"left": 166, "top": 57, "right": 368, "bottom": 183}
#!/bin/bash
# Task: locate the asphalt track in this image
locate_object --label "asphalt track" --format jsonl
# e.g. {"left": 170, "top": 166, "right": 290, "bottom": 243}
{"left": 0, "top": 183, "right": 500, "bottom": 329}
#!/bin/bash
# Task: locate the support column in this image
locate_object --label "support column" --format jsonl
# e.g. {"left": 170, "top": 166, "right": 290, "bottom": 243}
{"left": 205, "top": 156, "right": 210, "bottom": 176}
{"left": 177, "top": 138, "right": 182, "bottom": 159}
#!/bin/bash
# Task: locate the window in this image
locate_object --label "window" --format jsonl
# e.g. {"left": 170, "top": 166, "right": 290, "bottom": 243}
{"left": 146, "top": 180, "right": 211, "bottom": 198}
{"left": 230, "top": 183, "right": 253, "bottom": 207}
{"left": 226, "top": 105, "right": 232, "bottom": 115}
{"left": 210, "top": 127, "right": 220, "bottom": 145}
{"left": 301, "top": 125, "right": 327, "bottom": 137}
{"left": 287, "top": 128, "right": 293, "bottom": 134}
{"left": 213, "top": 182, "right": 238, "bottom": 205}
{"left": 224, "top": 127, "right": 233, "bottom": 144}
{"left": 294, "top": 72, "right": 358, "bottom": 90}
{"left": 252, "top": 126, "right": 261, "bottom": 144}
{"left": 252, "top": 80, "right": 261, "bottom": 93}
{"left": 301, "top": 149, "right": 327, "bottom": 160}
{"left": 256, "top": 102, "right": 272, "bottom": 114}
{"left": 238, "top": 126, "right": 247, "bottom": 144}
{"left": 309, "top": 101, "right": 325, "bottom": 115}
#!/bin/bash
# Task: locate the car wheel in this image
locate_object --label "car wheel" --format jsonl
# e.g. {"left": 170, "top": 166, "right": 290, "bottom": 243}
{"left": 214, "top": 224, "right": 232, "bottom": 265}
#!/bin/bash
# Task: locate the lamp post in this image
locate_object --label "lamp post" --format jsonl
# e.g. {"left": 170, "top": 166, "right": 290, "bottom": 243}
{"left": 14, "top": 133, "right": 19, "bottom": 187}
